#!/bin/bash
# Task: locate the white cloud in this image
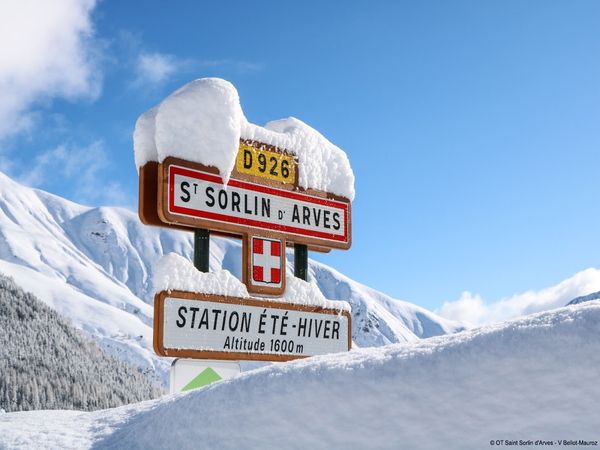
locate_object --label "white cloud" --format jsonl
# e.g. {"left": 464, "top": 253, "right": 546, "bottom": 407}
{"left": 134, "top": 52, "right": 179, "bottom": 86}
{"left": 436, "top": 268, "right": 600, "bottom": 326}
{"left": 124, "top": 33, "right": 261, "bottom": 88}
{"left": 0, "top": 0, "right": 102, "bottom": 139}
{"left": 18, "top": 140, "right": 131, "bottom": 208}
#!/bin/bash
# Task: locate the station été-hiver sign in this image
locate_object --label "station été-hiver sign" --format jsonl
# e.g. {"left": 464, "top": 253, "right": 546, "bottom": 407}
{"left": 136, "top": 78, "right": 354, "bottom": 363}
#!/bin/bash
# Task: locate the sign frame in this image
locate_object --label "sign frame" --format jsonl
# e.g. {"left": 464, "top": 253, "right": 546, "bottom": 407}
{"left": 153, "top": 290, "right": 352, "bottom": 362}
{"left": 157, "top": 157, "right": 352, "bottom": 251}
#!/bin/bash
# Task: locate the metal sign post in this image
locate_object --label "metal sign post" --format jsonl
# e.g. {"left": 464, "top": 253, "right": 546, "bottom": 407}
{"left": 294, "top": 244, "right": 308, "bottom": 281}
{"left": 194, "top": 228, "right": 210, "bottom": 273}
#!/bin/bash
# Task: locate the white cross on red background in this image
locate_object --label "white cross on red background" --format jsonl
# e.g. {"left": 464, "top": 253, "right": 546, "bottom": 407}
{"left": 252, "top": 237, "right": 282, "bottom": 285}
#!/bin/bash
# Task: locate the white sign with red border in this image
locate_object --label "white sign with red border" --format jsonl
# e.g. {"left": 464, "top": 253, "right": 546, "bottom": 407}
{"left": 162, "top": 162, "right": 350, "bottom": 249}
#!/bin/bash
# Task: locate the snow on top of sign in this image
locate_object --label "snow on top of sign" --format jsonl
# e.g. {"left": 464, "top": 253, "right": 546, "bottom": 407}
{"left": 134, "top": 78, "right": 243, "bottom": 185}
{"left": 241, "top": 118, "right": 354, "bottom": 200}
{"left": 134, "top": 78, "right": 355, "bottom": 200}
{"left": 153, "top": 253, "right": 350, "bottom": 312}
{"left": 154, "top": 253, "right": 249, "bottom": 298}
{"left": 280, "top": 276, "right": 350, "bottom": 312}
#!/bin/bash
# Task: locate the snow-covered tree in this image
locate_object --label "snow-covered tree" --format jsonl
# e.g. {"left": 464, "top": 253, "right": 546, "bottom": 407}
{"left": 0, "top": 273, "right": 164, "bottom": 412}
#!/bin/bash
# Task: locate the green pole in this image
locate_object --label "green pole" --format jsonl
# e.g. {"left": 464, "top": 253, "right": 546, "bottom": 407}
{"left": 294, "top": 243, "right": 308, "bottom": 281}
{"left": 194, "top": 228, "right": 210, "bottom": 272}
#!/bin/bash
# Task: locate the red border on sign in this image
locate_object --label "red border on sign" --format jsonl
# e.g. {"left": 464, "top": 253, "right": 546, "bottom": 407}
{"left": 168, "top": 165, "right": 349, "bottom": 243}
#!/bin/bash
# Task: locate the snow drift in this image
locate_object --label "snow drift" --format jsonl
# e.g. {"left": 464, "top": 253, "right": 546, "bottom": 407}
{"left": 1, "top": 300, "right": 598, "bottom": 449}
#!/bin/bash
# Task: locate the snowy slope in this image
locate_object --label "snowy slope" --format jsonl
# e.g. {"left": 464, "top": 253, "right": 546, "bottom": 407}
{"left": 0, "top": 171, "right": 462, "bottom": 386}
{"left": 1, "top": 300, "right": 598, "bottom": 449}
{"left": 0, "top": 274, "right": 164, "bottom": 412}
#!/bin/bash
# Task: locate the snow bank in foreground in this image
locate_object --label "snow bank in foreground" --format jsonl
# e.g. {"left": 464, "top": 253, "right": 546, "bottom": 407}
{"left": 154, "top": 253, "right": 350, "bottom": 312}
{"left": 133, "top": 78, "right": 355, "bottom": 200}
{"left": 2, "top": 301, "right": 598, "bottom": 449}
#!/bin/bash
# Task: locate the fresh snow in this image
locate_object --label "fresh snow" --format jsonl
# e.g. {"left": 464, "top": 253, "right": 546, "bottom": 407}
{"left": 155, "top": 252, "right": 350, "bottom": 312}
{"left": 134, "top": 78, "right": 355, "bottom": 200}
{"left": 1, "top": 301, "right": 598, "bottom": 449}
{"left": 154, "top": 253, "right": 248, "bottom": 298}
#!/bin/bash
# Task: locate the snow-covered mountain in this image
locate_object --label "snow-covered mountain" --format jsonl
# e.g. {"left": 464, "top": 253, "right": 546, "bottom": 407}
{"left": 0, "top": 170, "right": 463, "bottom": 386}
{"left": 567, "top": 290, "right": 600, "bottom": 306}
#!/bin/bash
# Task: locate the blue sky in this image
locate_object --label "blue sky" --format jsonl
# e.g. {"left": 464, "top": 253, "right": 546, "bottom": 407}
{"left": 0, "top": 0, "right": 599, "bottom": 317}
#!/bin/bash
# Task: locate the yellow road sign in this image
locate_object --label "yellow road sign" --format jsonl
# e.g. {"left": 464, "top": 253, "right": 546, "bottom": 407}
{"left": 236, "top": 143, "right": 296, "bottom": 185}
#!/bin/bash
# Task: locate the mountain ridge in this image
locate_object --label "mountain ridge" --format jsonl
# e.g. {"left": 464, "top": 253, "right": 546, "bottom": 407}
{"left": 0, "top": 170, "right": 463, "bottom": 386}
{"left": 567, "top": 290, "right": 600, "bottom": 306}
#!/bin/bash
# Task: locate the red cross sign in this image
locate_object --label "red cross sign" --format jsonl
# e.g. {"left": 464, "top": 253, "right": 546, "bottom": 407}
{"left": 252, "top": 237, "right": 283, "bottom": 286}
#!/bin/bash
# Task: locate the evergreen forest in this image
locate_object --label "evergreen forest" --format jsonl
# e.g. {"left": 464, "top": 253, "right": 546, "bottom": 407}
{"left": 0, "top": 273, "right": 164, "bottom": 412}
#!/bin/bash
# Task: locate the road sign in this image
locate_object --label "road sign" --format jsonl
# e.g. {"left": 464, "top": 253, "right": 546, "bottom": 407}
{"left": 170, "top": 359, "right": 241, "bottom": 394}
{"left": 243, "top": 235, "right": 286, "bottom": 296}
{"left": 138, "top": 80, "right": 354, "bottom": 366}
{"left": 236, "top": 141, "right": 296, "bottom": 185}
{"left": 252, "top": 238, "right": 282, "bottom": 284}
{"left": 154, "top": 290, "right": 352, "bottom": 362}
{"left": 158, "top": 157, "right": 351, "bottom": 250}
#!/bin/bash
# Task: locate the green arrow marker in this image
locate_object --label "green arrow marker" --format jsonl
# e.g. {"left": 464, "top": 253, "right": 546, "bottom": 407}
{"left": 182, "top": 367, "right": 223, "bottom": 391}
